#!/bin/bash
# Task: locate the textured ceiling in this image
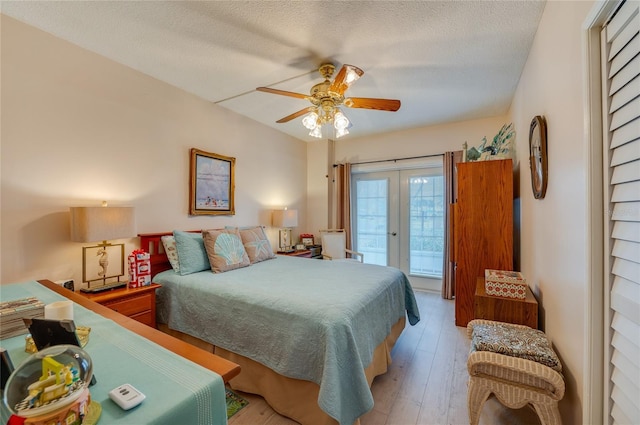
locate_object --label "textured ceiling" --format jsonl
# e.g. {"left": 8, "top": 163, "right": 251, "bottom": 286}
{"left": 1, "top": 1, "right": 546, "bottom": 142}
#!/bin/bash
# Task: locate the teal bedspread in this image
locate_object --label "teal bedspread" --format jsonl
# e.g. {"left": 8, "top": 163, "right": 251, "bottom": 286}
{"left": 155, "top": 256, "right": 420, "bottom": 424}
{"left": 0, "top": 281, "right": 227, "bottom": 425}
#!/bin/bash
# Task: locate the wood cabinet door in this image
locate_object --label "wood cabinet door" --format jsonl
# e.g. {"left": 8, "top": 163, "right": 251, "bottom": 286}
{"left": 454, "top": 159, "right": 513, "bottom": 326}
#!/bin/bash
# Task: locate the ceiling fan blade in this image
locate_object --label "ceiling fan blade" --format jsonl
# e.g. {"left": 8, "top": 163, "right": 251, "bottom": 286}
{"left": 256, "top": 87, "right": 308, "bottom": 100}
{"left": 276, "top": 107, "right": 314, "bottom": 123}
{"left": 344, "top": 97, "right": 401, "bottom": 111}
{"left": 329, "top": 64, "right": 364, "bottom": 95}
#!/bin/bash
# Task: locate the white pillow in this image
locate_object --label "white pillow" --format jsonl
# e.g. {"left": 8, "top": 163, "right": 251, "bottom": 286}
{"left": 161, "top": 235, "right": 180, "bottom": 273}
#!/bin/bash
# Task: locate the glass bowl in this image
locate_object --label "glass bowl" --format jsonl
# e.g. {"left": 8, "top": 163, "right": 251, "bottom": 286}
{"left": 3, "top": 344, "right": 93, "bottom": 418}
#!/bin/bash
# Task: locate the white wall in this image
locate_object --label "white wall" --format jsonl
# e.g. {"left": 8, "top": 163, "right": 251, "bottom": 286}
{"left": 509, "top": 1, "right": 595, "bottom": 423}
{"left": 306, "top": 140, "right": 331, "bottom": 241}
{"left": 1, "top": 15, "right": 307, "bottom": 287}
{"left": 334, "top": 115, "right": 512, "bottom": 164}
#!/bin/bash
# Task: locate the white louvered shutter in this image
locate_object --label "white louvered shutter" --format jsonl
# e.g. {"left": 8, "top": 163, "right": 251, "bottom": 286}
{"left": 601, "top": 1, "right": 640, "bottom": 424}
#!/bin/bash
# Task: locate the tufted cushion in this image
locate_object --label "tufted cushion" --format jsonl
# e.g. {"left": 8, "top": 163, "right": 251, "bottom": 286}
{"left": 471, "top": 322, "right": 562, "bottom": 372}
{"left": 202, "top": 228, "right": 250, "bottom": 273}
{"left": 239, "top": 226, "right": 275, "bottom": 264}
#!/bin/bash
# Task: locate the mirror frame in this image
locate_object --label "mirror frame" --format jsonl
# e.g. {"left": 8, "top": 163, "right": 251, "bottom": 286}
{"left": 529, "top": 115, "right": 548, "bottom": 199}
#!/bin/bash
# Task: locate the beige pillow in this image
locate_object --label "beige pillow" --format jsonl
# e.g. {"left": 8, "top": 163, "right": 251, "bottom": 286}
{"left": 239, "top": 226, "right": 275, "bottom": 264}
{"left": 202, "top": 228, "right": 250, "bottom": 273}
{"left": 161, "top": 235, "right": 180, "bottom": 273}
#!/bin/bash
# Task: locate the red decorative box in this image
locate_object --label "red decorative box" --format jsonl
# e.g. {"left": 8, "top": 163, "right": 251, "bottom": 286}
{"left": 484, "top": 269, "right": 527, "bottom": 299}
{"left": 128, "top": 249, "right": 151, "bottom": 288}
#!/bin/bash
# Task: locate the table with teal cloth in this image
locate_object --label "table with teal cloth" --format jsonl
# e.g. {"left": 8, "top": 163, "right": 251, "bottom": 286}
{"left": 0, "top": 281, "right": 227, "bottom": 425}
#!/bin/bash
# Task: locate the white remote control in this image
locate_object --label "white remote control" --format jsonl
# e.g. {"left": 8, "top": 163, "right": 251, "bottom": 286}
{"left": 108, "top": 384, "right": 146, "bottom": 410}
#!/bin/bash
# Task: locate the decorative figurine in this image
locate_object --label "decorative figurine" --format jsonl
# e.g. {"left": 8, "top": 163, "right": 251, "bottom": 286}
{"left": 3, "top": 345, "right": 100, "bottom": 425}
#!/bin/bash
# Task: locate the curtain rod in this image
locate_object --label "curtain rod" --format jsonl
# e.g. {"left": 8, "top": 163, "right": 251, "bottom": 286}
{"left": 333, "top": 153, "right": 443, "bottom": 167}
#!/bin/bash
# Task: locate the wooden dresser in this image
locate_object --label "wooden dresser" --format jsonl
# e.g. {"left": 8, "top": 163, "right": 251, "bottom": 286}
{"left": 452, "top": 159, "right": 514, "bottom": 327}
{"left": 78, "top": 283, "right": 161, "bottom": 328}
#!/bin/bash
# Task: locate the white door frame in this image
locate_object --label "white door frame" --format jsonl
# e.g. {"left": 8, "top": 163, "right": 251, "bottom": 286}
{"left": 583, "top": 1, "right": 622, "bottom": 423}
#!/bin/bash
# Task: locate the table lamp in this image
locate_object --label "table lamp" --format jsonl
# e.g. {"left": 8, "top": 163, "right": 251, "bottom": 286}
{"left": 70, "top": 203, "right": 135, "bottom": 293}
{"left": 272, "top": 208, "right": 298, "bottom": 252}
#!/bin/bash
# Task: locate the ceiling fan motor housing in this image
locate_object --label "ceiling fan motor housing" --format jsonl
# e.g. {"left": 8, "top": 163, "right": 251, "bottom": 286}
{"left": 310, "top": 81, "right": 332, "bottom": 98}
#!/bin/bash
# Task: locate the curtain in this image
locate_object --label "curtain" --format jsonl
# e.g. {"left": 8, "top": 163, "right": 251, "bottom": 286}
{"left": 442, "top": 151, "right": 463, "bottom": 299}
{"left": 335, "top": 163, "right": 352, "bottom": 249}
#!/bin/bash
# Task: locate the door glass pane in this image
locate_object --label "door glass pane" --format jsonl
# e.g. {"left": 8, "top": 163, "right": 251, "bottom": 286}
{"left": 409, "top": 175, "right": 444, "bottom": 276}
{"left": 355, "top": 179, "right": 388, "bottom": 266}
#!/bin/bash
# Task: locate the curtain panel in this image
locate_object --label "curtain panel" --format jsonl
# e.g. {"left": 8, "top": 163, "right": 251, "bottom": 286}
{"left": 442, "top": 151, "right": 463, "bottom": 299}
{"left": 335, "top": 163, "right": 352, "bottom": 249}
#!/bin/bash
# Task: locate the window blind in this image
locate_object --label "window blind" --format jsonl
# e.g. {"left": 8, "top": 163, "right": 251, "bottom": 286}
{"left": 602, "top": 1, "right": 640, "bottom": 423}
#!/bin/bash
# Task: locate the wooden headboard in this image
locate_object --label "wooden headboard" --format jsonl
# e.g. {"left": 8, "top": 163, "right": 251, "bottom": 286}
{"left": 138, "top": 231, "right": 199, "bottom": 277}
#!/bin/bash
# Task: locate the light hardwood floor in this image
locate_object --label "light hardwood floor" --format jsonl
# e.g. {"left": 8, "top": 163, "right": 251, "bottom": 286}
{"left": 228, "top": 290, "right": 541, "bottom": 425}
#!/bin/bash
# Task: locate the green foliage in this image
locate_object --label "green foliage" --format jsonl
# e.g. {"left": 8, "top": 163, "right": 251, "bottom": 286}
{"left": 478, "top": 123, "right": 514, "bottom": 156}
{"left": 468, "top": 123, "right": 515, "bottom": 160}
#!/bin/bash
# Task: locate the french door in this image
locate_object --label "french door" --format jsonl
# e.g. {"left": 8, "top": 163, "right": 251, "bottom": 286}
{"left": 352, "top": 167, "right": 444, "bottom": 292}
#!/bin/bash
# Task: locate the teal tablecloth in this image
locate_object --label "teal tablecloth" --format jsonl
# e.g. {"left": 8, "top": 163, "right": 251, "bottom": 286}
{"left": 0, "top": 281, "right": 227, "bottom": 425}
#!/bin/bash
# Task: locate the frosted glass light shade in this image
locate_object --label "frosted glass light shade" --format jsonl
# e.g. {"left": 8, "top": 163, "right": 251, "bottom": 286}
{"left": 70, "top": 207, "right": 136, "bottom": 242}
{"left": 302, "top": 112, "right": 319, "bottom": 130}
{"left": 272, "top": 209, "right": 298, "bottom": 228}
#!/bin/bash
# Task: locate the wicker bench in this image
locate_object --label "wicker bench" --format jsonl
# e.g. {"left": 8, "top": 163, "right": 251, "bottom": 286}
{"left": 466, "top": 319, "right": 565, "bottom": 425}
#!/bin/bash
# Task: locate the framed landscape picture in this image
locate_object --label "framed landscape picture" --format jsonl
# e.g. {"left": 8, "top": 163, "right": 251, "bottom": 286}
{"left": 189, "top": 148, "right": 235, "bottom": 215}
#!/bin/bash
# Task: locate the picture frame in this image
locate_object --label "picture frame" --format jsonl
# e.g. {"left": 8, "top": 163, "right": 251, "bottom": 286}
{"left": 189, "top": 148, "right": 235, "bottom": 215}
{"left": 23, "top": 318, "right": 81, "bottom": 351}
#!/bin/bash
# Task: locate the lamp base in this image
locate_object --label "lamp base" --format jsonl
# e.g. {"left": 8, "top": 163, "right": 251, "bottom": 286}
{"left": 80, "top": 281, "right": 127, "bottom": 293}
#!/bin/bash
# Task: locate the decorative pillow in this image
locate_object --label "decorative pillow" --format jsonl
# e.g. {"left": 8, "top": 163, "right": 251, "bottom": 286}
{"left": 471, "top": 322, "right": 562, "bottom": 372}
{"left": 161, "top": 235, "right": 180, "bottom": 273}
{"left": 239, "top": 226, "right": 275, "bottom": 264}
{"left": 173, "top": 230, "right": 211, "bottom": 275}
{"left": 202, "top": 228, "right": 250, "bottom": 273}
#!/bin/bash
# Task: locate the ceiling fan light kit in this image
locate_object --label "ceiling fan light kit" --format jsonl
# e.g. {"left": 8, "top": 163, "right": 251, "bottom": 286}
{"left": 256, "top": 63, "right": 400, "bottom": 139}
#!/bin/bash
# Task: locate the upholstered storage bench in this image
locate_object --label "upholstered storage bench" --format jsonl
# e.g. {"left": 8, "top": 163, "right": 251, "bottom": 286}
{"left": 466, "top": 319, "right": 565, "bottom": 425}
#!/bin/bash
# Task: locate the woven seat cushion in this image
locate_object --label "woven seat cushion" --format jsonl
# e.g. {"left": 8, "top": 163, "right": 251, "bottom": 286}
{"left": 471, "top": 322, "right": 562, "bottom": 372}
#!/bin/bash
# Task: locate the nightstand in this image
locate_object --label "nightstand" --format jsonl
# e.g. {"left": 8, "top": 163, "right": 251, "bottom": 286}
{"left": 278, "top": 249, "right": 312, "bottom": 258}
{"left": 78, "top": 283, "right": 161, "bottom": 328}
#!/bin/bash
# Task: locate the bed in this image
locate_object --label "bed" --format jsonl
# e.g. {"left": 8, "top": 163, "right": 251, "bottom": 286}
{"left": 140, "top": 230, "right": 420, "bottom": 425}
